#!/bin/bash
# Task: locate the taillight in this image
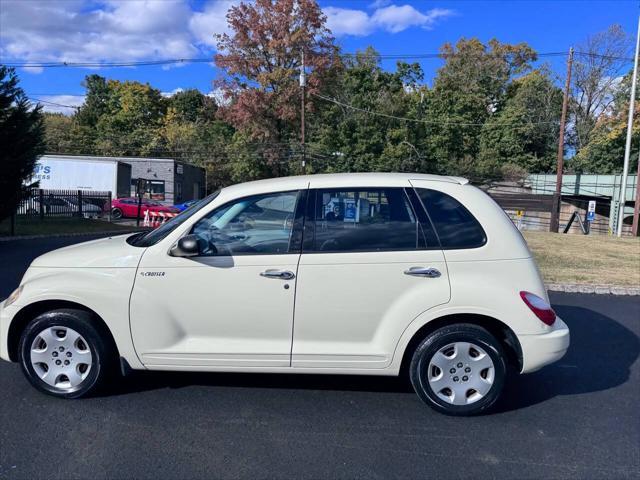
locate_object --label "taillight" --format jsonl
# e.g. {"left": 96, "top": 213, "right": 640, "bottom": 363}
{"left": 520, "top": 291, "right": 556, "bottom": 326}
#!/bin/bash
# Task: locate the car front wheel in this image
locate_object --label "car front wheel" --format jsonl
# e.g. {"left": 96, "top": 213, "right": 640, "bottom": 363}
{"left": 111, "top": 207, "right": 123, "bottom": 219}
{"left": 409, "top": 324, "right": 506, "bottom": 416}
{"left": 19, "top": 309, "right": 113, "bottom": 398}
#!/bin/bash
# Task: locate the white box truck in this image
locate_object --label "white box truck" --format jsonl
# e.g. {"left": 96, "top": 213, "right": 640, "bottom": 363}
{"left": 32, "top": 155, "right": 131, "bottom": 197}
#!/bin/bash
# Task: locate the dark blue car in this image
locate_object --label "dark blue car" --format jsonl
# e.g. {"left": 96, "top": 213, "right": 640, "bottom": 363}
{"left": 173, "top": 200, "right": 198, "bottom": 212}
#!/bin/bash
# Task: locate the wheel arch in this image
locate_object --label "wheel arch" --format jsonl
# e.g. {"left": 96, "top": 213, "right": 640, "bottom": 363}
{"left": 7, "top": 300, "right": 119, "bottom": 362}
{"left": 398, "top": 313, "right": 523, "bottom": 377}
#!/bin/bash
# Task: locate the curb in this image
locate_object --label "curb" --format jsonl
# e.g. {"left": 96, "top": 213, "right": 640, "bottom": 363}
{"left": 0, "top": 230, "right": 145, "bottom": 242}
{"left": 547, "top": 283, "right": 640, "bottom": 296}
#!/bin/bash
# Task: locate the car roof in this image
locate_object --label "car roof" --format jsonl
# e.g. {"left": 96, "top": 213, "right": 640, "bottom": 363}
{"left": 221, "top": 172, "right": 468, "bottom": 197}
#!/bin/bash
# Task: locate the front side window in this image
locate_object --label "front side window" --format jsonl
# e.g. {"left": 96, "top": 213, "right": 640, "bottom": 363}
{"left": 191, "top": 190, "right": 300, "bottom": 256}
{"left": 415, "top": 188, "right": 486, "bottom": 249}
{"left": 128, "top": 191, "right": 220, "bottom": 247}
{"left": 304, "top": 188, "right": 424, "bottom": 253}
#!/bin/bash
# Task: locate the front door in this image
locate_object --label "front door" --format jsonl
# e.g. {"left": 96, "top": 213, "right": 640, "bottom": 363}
{"left": 292, "top": 186, "right": 451, "bottom": 370}
{"left": 130, "top": 189, "right": 304, "bottom": 368}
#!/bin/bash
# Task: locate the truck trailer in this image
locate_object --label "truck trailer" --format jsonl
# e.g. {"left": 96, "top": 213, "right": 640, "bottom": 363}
{"left": 32, "top": 155, "right": 132, "bottom": 197}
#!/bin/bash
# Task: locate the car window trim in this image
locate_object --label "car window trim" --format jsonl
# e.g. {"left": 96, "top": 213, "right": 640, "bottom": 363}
{"left": 405, "top": 187, "right": 442, "bottom": 250}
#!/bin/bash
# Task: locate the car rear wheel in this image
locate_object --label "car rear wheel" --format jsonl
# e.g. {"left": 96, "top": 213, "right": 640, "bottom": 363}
{"left": 111, "top": 207, "right": 123, "bottom": 219}
{"left": 19, "top": 309, "right": 113, "bottom": 398}
{"left": 409, "top": 324, "right": 506, "bottom": 416}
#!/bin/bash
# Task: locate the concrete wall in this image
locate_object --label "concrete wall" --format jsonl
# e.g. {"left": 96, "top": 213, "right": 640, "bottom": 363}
{"left": 174, "top": 163, "right": 205, "bottom": 203}
{"left": 122, "top": 158, "right": 205, "bottom": 204}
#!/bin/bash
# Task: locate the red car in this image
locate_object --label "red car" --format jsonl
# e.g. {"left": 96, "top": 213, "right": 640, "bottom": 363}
{"left": 111, "top": 197, "right": 179, "bottom": 219}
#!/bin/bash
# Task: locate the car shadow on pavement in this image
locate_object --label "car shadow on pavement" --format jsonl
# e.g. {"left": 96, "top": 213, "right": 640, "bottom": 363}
{"left": 496, "top": 304, "right": 640, "bottom": 413}
{"left": 108, "top": 370, "right": 414, "bottom": 396}
{"left": 104, "top": 304, "right": 639, "bottom": 412}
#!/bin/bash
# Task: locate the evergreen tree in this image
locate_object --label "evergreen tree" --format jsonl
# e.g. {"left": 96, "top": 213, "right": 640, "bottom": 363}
{"left": 0, "top": 66, "right": 45, "bottom": 221}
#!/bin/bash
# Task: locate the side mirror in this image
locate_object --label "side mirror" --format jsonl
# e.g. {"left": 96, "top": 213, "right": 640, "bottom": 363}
{"left": 170, "top": 234, "right": 201, "bottom": 257}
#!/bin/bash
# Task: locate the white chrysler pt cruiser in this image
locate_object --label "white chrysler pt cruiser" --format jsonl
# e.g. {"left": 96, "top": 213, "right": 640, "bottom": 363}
{"left": 0, "top": 173, "right": 569, "bottom": 415}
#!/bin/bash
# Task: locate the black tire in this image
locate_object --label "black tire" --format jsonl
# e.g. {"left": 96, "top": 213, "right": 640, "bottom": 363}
{"left": 111, "top": 207, "right": 123, "bottom": 220}
{"left": 18, "top": 309, "right": 114, "bottom": 399}
{"left": 409, "top": 324, "right": 506, "bottom": 416}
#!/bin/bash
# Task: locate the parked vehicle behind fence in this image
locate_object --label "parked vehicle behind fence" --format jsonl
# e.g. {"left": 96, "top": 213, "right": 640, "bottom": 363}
{"left": 111, "top": 197, "right": 179, "bottom": 219}
{"left": 17, "top": 189, "right": 111, "bottom": 219}
{"left": 1, "top": 173, "right": 569, "bottom": 415}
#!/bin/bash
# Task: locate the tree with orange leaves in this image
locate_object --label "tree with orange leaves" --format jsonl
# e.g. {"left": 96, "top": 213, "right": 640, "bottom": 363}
{"left": 214, "top": 0, "right": 341, "bottom": 176}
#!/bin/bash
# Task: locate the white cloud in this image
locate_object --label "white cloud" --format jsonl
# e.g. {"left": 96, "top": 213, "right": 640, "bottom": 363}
{"left": 324, "top": 7, "right": 374, "bottom": 37}
{"left": 368, "top": 0, "right": 392, "bottom": 8}
{"left": 325, "top": 3, "right": 454, "bottom": 37}
{"left": 161, "top": 88, "right": 185, "bottom": 98}
{"left": 0, "top": 0, "right": 454, "bottom": 73}
{"left": 190, "top": 0, "right": 240, "bottom": 47}
{"left": 207, "top": 87, "right": 230, "bottom": 106}
{"left": 372, "top": 5, "right": 453, "bottom": 33}
{"left": 0, "top": 0, "right": 236, "bottom": 72}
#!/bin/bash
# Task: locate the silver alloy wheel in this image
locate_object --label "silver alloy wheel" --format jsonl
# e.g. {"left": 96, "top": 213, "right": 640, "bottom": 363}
{"left": 427, "top": 342, "right": 495, "bottom": 405}
{"left": 29, "top": 326, "right": 93, "bottom": 391}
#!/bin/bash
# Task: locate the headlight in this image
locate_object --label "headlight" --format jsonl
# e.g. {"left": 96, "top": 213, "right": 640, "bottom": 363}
{"left": 4, "top": 286, "right": 23, "bottom": 307}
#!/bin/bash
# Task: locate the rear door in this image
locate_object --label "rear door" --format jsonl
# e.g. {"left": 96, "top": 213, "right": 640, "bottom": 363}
{"left": 292, "top": 184, "right": 451, "bottom": 370}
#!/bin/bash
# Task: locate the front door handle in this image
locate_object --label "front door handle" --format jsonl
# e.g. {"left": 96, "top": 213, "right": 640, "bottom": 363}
{"left": 404, "top": 267, "right": 441, "bottom": 278}
{"left": 260, "top": 269, "right": 295, "bottom": 280}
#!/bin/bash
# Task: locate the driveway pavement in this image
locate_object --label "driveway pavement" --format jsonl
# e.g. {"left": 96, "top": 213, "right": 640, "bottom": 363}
{"left": 0, "top": 236, "right": 638, "bottom": 479}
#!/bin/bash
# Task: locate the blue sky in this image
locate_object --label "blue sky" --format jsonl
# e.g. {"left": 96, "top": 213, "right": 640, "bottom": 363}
{"left": 0, "top": 0, "right": 637, "bottom": 113}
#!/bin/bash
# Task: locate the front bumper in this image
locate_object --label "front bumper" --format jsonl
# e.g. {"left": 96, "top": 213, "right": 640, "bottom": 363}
{"left": 518, "top": 316, "right": 570, "bottom": 373}
{"left": 0, "top": 300, "right": 19, "bottom": 362}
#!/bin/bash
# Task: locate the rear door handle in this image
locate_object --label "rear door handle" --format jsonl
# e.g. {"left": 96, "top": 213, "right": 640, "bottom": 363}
{"left": 404, "top": 267, "right": 441, "bottom": 278}
{"left": 260, "top": 269, "right": 295, "bottom": 280}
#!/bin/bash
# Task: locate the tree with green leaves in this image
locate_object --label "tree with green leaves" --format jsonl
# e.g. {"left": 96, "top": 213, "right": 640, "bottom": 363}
{"left": 158, "top": 89, "right": 235, "bottom": 190}
{"left": 308, "top": 47, "right": 430, "bottom": 174}
{"left": 426, "top": 38, "right": 538, "bottom": 178}
{"left": 76, "top": 74, "right": 112, "bottom": 128}
{"left": 94, "top": 79, "right": 167, "bottom": 156}
{"left": 478, "top": 68, "right": 562, "bottom": 177}
{"left": 0, "top": 66, "right": 45, "bottom": 221}
{"left": 571, "top": 70, "right": 639, "bottom": 173}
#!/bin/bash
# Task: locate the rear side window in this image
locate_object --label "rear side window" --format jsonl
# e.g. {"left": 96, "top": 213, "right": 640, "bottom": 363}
{"left": 304, "top": 188, "right": 424, "bottom": 253}
{"left": 415, "top": 188, "right": 486, "bottom": 249}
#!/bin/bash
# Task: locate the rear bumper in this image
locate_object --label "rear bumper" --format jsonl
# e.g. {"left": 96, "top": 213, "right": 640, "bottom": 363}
{"left": 519, "top": 316, "right": 570, "bottom": 373}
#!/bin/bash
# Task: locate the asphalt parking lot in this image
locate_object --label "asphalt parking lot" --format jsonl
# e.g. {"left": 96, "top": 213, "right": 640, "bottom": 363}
{"left": 0, "top": 236, "right": 638, "bottom": 479}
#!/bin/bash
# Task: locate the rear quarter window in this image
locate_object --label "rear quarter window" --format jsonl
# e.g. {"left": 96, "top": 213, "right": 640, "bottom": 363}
{"left": 415, "top": 188, "right": 487, "bottom": 249}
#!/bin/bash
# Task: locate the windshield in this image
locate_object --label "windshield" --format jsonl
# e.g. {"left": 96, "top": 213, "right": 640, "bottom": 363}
{"left": 127, "top": 190, "right": 220, "bottom": 247}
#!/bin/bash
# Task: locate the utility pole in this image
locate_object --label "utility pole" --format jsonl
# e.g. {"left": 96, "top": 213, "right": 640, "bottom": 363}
{"left": 632, "top": 149, "right": 640, "bottom": 236}
{"left": 550, "top": 47, "right": 574, "bottom": 233}
{"left": 617, "top": 14, "right": 640, "bottom": 237}
{"left": 299, "top": 50, "right": 306, "bottom": 173}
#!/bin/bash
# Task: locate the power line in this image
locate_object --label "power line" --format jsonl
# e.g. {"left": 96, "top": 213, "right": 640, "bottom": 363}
{"left": 4, "top": 50, "right": 632, "bottom": 69}
{"left": 30, "top": 90, "right": 562, "bottom": 129}
{"left": 312, "top": 92, "right": 559, "bottom": 128}
{"left": 28, "top": 97, "right": 79, "bottom": 109}
{"left": 29, "top": 93, "right": 86, "bottom": 97}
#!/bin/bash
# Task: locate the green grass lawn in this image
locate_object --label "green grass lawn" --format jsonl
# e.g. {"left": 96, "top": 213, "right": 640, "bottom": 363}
{"left": 0, "top": 217, "right": 142, "bottom": 237}
{"left": 523, "top": 231, "right": 640, "bottom": 287}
